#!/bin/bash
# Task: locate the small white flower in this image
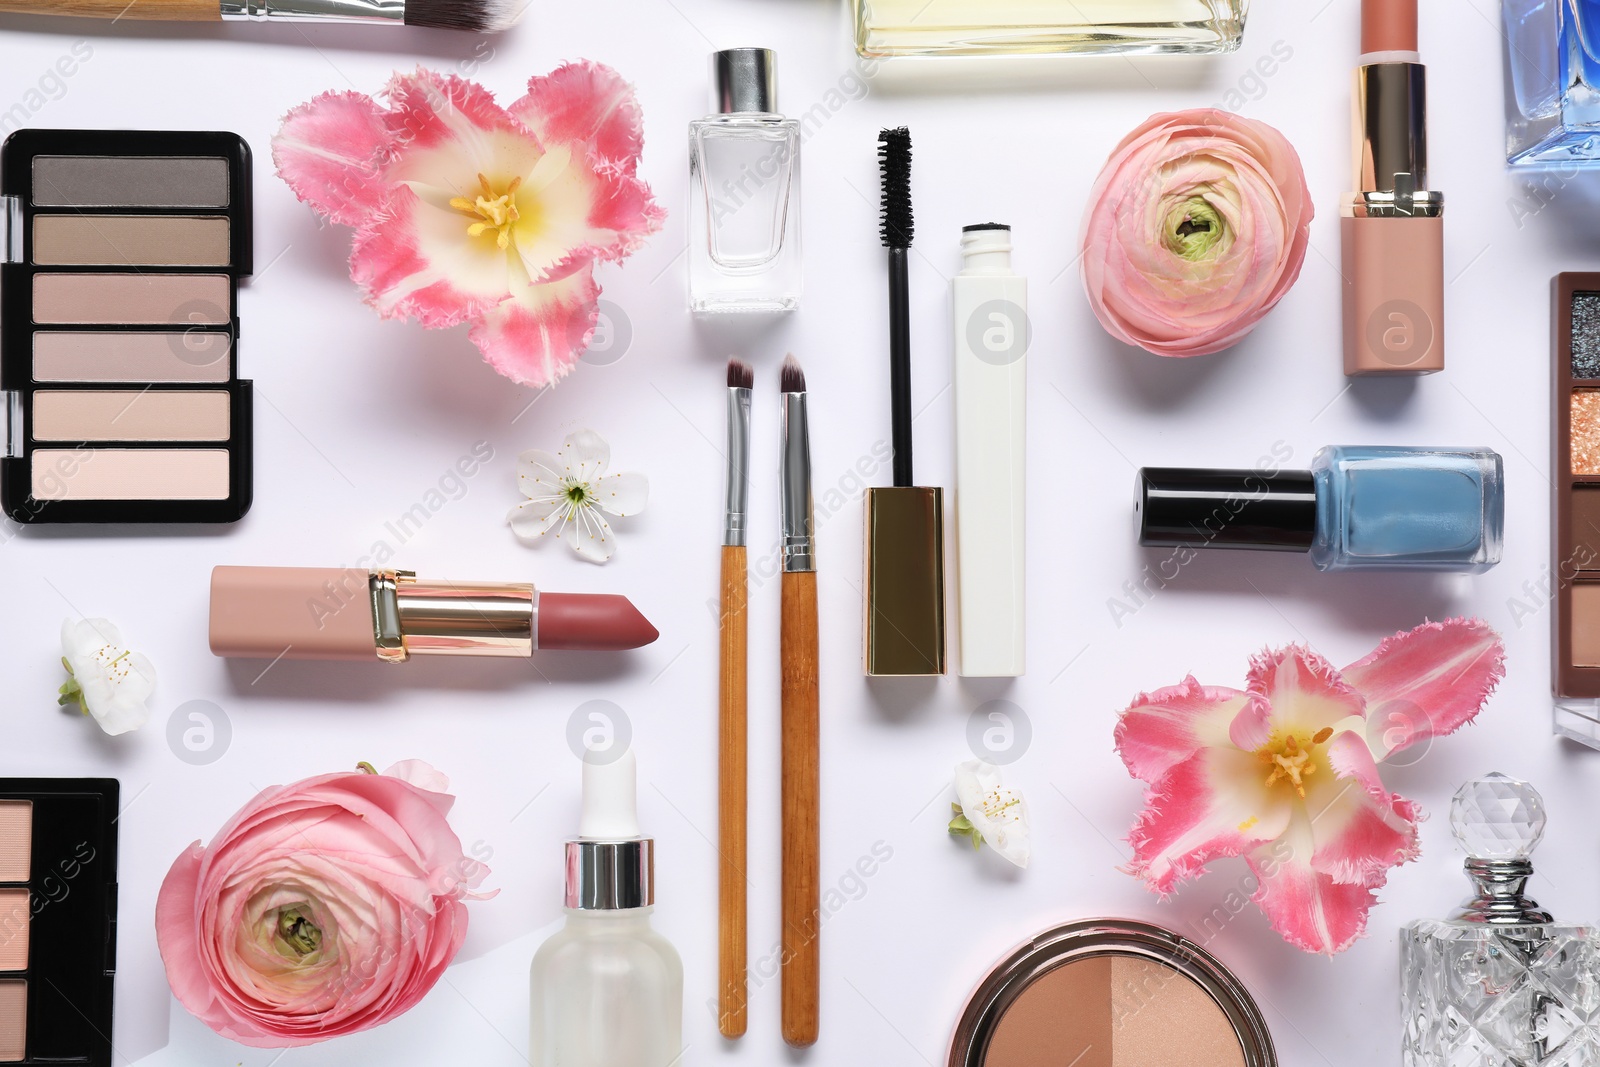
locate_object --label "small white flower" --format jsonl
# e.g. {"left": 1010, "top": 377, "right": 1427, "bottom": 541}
{"left": 59, "top": 618, "right": 155, "bottom": 736}
{"left": 508, "top": 429, "right": 648, "bottom": 564}
{"left": 949, "top": 759, "right": 1030, "bottom": 869}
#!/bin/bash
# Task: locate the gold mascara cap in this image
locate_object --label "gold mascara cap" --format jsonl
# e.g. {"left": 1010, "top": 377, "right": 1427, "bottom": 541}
{"left": 864, "top": 485, "right": 946, "bottom": 676}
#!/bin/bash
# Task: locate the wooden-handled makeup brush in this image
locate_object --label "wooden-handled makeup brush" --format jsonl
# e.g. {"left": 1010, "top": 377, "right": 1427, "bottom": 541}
{"left": 718, "top": 358, "right": 753, "bottom": 1040}
{"left": 0, "top": 0, "right": 521, "bottom": 32}
{"left": 778, "top": 353, "right": 820, "bottom": 1049}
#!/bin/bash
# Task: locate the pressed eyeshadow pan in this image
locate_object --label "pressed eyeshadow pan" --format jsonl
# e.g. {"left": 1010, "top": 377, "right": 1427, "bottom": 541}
{"left": 32, "top": 273, "right": 231, "bottom": 326}
{"left": 32, "top": 390, "right": 231, "bottom": 442}
{"left": 32, "top": 215, "right": 231, "bottom": 267}
{"left": 33, "top": 332, "right": 232, "bottom": 384}
{"left": 0, "top": 982, "right": 22, "bottom": 1063}
{"left": 0, "top": 807, "right": 26, "bottom": 883}
{"left": 1, "top": 129, "right": 254, "bottom": 523}
{"left": 31, "top": 155, "right": 229, "bottom": 208}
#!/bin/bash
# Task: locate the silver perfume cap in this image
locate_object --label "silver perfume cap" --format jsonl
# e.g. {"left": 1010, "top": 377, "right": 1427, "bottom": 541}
{"left": 713, "top": 48, "right": 778, "bottom": 114}
{"left": 1448, "top": 772, "right": 1554, "bottom": 925}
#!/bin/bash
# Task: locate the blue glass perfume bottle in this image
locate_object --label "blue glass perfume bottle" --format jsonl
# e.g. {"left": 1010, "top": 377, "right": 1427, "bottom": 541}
{"left": 1136, "top": 446, "right": 1505, "bottom": 573}
{"left": 1503, "top": 0, "right": 1600, "bottom": 165}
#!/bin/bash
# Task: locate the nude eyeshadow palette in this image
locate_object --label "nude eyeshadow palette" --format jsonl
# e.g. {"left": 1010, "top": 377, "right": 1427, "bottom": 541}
{"left": 0, "top": 779, "right": 118, "bottom": 1067}
{"left": 0, "top": 129, "right": 254, "bottom": 524}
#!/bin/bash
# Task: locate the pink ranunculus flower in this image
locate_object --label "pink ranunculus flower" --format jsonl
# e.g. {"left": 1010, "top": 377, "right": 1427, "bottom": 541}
{"left": 1115, "top": 618, "right": 1505, "bottom": 955}
{"left": 1080, "top": 108, "right": 1313, "bottom": 358}
{"left": 155, "top": 760, "right": 492, "bottom": 1047}
{"left": 272, "top": 63, "right": 664, "bottom": 387}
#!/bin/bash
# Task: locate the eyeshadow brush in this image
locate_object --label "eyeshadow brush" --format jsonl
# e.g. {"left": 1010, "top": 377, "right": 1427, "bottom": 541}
{"left": 864, "top": 126, "right": 946, "bottom": 676}
{"left": 718, "top": 357, "right": 752, "bottom": 1039}
{"left": 778, "top": 353, "right": 820, "bottom": 1049}
{"left": 0, "top": 0, "right": 523, "bottom": 32}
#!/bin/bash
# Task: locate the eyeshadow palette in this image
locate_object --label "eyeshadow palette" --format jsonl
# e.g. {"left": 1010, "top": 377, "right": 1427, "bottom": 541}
{"left": 1, "top": 130, "right": 254, "bottom": 523}
{"left": 0, "top": 779, "right": 118, "bottom": 1067}
{"left": 1552, "top": 273, "right": 1600, "bottom": 745}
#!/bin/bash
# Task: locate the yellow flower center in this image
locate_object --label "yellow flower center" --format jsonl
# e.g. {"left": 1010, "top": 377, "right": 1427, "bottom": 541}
{"left": 451, "top": 172, "right": 523, "bottom": 250}
{"left": 1257, "top": 726, "right": 1335, "bottom": 799}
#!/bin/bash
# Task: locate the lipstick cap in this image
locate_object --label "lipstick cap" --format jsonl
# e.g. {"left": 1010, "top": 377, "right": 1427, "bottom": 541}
{"left": 1136, "top": 468, "right": 1317, "bottom": 551}
{"left": 864, "top": 485, "right": 947, "bottom": 676}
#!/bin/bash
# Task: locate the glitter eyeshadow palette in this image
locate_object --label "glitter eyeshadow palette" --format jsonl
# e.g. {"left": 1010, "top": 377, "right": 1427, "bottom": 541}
{"left": 0, "top": 129, "right": 254, "bottom": 524}
{"left": 0, "top": 779, "right": 119, "bottom": 1067}
{"left": 1551, "top": 272, "right": 1600, "bottom": 746}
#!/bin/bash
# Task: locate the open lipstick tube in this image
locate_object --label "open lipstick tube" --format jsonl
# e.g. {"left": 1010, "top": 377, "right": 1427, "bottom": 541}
{"left": 209, "top": 566, "right": 658, "bottom": 662}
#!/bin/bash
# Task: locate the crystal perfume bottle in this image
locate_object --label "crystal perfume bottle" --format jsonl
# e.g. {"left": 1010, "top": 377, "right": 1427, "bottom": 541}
{"left": 1401, "top": 773, "right": 1600, "bottom": 1067}
{"left": 688, "top": 48, "right": 801, "bottom": 313}
{"left": 1136, "top": 445, "right": 1505, "bottom": 573}
{"left": 1503, "top": 0, "right": 1600, "bottom": 165}
{"left": 853, "top": 0, "right": 1247, "bottom": 58}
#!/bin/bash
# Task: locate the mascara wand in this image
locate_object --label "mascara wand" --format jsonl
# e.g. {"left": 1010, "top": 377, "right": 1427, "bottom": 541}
{"left": 878, "top": 127, "right": 915, "bottom": 489}
{"left": 863, "top": 127, "right": 946, "bottom": 677}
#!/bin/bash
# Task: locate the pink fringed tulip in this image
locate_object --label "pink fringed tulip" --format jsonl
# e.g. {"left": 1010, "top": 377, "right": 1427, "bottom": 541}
{"left": 273, "top": 64, "right": 664, "bottom": 386}
{"left": 1081, "top": 108, "right": 1313, "bottom": 358}
{"left": 156, "top": 761, "right": 491, "bottom": 1047}
{"left": 1115, "top": 618, "right": 1505, "bottom": 955}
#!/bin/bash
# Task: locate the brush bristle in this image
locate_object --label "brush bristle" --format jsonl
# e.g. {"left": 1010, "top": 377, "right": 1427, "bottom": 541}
{"left": 727, "top": 358, "right": 754, "bottom": 390}
{"left": 403, "top": 0, "right": 525, "bottom": 32}
{"left": 877, "top": 127, "right": 914, "bottom": 249}
{"left": 780, "top": 354, "right": 806, "bottom": 394}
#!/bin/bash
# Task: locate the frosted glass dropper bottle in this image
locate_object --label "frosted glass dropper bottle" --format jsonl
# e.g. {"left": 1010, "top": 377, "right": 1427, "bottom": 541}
{"left": 530, "top": 750, "right": 684, "bottom": 1067}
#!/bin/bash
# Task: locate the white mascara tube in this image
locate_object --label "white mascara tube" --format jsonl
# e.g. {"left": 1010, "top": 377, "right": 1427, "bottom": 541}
{"left": 952, "top": 224, "right": 1026, "bottom": 677}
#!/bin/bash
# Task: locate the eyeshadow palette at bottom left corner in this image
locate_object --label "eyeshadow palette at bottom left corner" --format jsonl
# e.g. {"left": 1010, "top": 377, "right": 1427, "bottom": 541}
{"left": 0, "top": 129, "right": 255, "bottom": 525}
{"left": 0, "top": 779, "right": 118, "bottom": 1067}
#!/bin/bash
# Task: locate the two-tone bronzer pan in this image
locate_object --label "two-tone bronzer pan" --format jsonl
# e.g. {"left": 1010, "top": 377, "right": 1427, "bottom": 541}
{"left": 1, "top": 129, "right": 254, "bottom": 524}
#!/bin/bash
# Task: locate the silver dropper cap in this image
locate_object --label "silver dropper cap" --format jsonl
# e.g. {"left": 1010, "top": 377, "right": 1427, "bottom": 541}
{"left": 713, "top": 48, "right": 777, "bottom": 114}
{"left": 563, "top": 750, "right": 654, "bottom": 910}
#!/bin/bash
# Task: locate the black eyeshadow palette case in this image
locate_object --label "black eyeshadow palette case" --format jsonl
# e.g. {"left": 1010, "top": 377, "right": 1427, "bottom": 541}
{"left": 1, "top": 129, "right": 254, "bottom": 524}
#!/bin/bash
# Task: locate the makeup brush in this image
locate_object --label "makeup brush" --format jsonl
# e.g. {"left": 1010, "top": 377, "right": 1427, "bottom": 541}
{"left": 0, "top": 0, "right": 523, "bottom": 32}
{"left": 718, "top": 357, "right": 753, "bottom": 1040}
{"left": 864, "top": 127, "right": 946, "bottom": 677}
{"left": 778, "top": 353, "right": 820, "bottom": 1049}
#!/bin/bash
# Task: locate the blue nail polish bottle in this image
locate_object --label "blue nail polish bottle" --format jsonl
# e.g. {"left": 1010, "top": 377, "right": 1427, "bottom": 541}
{"left": 1136, "top": 446, "right": 1505, "bottom": 573}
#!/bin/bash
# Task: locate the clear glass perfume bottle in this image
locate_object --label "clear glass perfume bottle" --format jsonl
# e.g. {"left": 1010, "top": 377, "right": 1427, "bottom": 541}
{"left": 530, "top": 751, "right": 683, "bottom": 1067}
{"left": 1401, "top": 773, "right": 1600, "bottom": 1067}
{"left": 853, "top": 0, "right": 1247, "bottom": 58}
{"left": 688, "top": 48, "right": 801, "bottom": 313}
{"left": 1503, "top": 0, "right": 1600, "bottom": 165}
{"left": 1136, "top": 445, "right": 1505, "bottom": 573}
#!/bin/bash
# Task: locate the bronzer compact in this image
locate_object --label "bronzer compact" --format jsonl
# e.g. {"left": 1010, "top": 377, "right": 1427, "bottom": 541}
{"left": 0, "top": 779, "right": 119, "bottom": 1067}
{"left": 949, "top": 920, "right": 1275, "bottom": 1067}
{"left": 1550, "top": 272, "right": 1600, "bottom": 747}
{"left": 1, "top": 129, "right": 254, "bottom": 523}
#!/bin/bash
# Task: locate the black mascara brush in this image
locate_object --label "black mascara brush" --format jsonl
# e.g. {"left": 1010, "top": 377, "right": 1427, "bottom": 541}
{"left": 878, "top": 126, "right": 916, "bottom": 489}
{"left": 863, "top": 127, "right": 946, "bottom": 677}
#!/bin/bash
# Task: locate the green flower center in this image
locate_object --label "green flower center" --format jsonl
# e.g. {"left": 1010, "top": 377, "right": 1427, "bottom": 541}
{"left": 1165, "top": 197, "right": 1227, "bottom": 261}
{"left": 275, "top": 905, "right": 322, "bottom": 958}
{"left": 565, "top": 483, "right": 590, "bottom": 507}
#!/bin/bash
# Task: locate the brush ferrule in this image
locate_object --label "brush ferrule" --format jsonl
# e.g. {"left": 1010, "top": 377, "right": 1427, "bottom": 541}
{"left": 781, "top": 390, "right": 815, "bottom": 573}
{"left": 220, "top": 0, "right": 404, "bottom": 22}
{"left": 724, "top": 386, "right": 752, "bottom": 547}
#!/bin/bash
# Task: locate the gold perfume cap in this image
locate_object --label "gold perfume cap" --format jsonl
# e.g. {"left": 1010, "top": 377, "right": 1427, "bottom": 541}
{"left": 864, "top": 486, "right": 946, "bottom": 676}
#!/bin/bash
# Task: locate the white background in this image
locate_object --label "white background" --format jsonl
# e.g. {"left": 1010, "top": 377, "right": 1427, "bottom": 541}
{"left": 0, "top": 0, "right": 1591, "bottom": 1064}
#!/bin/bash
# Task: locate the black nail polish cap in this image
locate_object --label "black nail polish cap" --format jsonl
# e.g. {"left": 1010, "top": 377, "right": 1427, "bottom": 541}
{"left": 1136, "top": 467, "right": 1318, "bottom": 551}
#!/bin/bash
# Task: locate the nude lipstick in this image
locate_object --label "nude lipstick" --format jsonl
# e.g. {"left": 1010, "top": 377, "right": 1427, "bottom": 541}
{"left": 1342, "top": 0, "right": 1444, "bottom": 376}
{"left": 208, "top": 566, "right": 658, "bottom": 662}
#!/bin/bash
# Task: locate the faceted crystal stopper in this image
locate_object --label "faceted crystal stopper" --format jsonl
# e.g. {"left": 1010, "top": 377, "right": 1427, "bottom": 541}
{"left": 1450, "top": 772, "right": 1546, "bottom": 860}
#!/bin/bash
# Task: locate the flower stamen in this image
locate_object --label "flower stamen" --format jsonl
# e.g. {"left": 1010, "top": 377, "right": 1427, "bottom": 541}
{"left": 450, "top": 172, "right": 523, "bottom": 251}
{"left": 1257, "top": 726, "right": 1337, "bottom": 799}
